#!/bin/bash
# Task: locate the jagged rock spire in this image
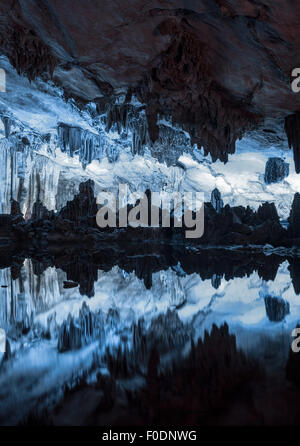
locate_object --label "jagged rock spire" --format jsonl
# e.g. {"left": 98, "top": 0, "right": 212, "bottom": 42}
{"left": 211, "top": 188, "right": 224, "bottom": 213}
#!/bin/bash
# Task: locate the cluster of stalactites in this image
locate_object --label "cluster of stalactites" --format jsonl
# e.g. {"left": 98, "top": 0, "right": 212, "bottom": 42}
{"left": 57, "top": 123, "right": 104, "bottom": 168}
{"left": 57, "top": 120, "right": 130, "bottom": 168}
{"left": 0, "top": 16, "right": 56, "bottom": 81}
{"left": 105, "top": 102, "right": 149, "bottom": 156}
{"left": 104, "top": 99, "right": 195, "bottom": 165}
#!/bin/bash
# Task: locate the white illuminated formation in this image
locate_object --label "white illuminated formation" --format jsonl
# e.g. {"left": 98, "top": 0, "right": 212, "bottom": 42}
{"left": 0, "top": 56, "right": 299, "bottom": 220}
{"left": 0, "top": 329, "right": 5, "bottom": 354}
{"left": 0, "top": 68, "right": 5, "bottom": 92}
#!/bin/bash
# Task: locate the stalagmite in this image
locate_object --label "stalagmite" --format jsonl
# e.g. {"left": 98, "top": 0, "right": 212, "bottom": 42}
{"left": 211, "top": 188, "right": 224, "bottom": 213}
{"left": 59, "top": 179, "right": 98, "bottom": 226}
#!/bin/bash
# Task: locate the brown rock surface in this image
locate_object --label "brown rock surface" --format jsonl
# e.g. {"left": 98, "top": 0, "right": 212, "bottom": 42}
{"left": 1, "top": 1, "right": 300, "bottom": 162}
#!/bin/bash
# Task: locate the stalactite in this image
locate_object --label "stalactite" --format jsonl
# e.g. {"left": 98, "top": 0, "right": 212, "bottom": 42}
{"left": 132, "top": 119, "right": 148, "bottom": 155}
{"left": 104, "top": 101, "right": 197, "bottom": 163}
{"left": 1, "top": 116, "right": 11, "bottom": 138}
{"left": 105, "top": 103, "right": 131, "bottom": 134}
{"left": 135, "top": 19, "right": 261, "bottom": 163}
{"left": 57, "top": 122, "right": 124, "bottom": 166}
{"left": 105, "top": 103, "right": 149, "bottom": 156}
{"left": 0, "top": 15, "right": 57, "bottom": 81}
{"left": 57, "top": 123, "right": 104, "bottom": 168}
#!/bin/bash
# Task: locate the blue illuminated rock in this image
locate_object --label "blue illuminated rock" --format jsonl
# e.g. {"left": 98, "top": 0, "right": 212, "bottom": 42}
{"left": 264, "top": 157, "right": 289, "bottom": 184}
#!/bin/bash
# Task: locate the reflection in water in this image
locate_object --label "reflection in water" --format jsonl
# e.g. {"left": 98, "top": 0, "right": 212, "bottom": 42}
{"left": 0, "top": 247, "right": 300, "bottom": 425}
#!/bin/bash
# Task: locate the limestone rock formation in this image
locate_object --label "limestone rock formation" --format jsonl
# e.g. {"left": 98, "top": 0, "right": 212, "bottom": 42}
{"left": 288, "top": 193, "right": 300, "bottom": 239}
{"left": 1, "top": 116, "right": 11, "bottom": 138}
{"left": 136, "top": 323, "right": 261, "bottom": 424}
{"left": 2, "top": 1, "right": 300, "bottom": 167}
{"left": 57, "top": 302, "right": 105, "bottom": 352}
{"left": 264, "top": 158, "right": 289, "bottom": 184}
{"left": 31, "top": 201, "right": 53, "bottom": 221}
{"left": 58, "top": 123, "right": 103, "bottom": 169}
{"left": 59, "top": 180, "right": 98, "bottom": 228}
{"left": 10, "top": 200, "right": 24, "bottom": 225}
{"left": 256, "top": 202, "right": 280, "bottom": 224}
{"left": 211, "top": 188, "right": 224, "bottom": 213}
{"left": 0, "top": 214, "right": 12, "bottom": 237}
{"left": 6, "top": 180, "right": 300, "bottom": 253}
{"left": 211, "top": 274, "right": 222, "bottom": 289}
{"left": 264, "top": 295, "right": 290, "bottom": 322}
{"left": 147, "top": 309, "right": 191, "bottom": 353}
{"left": 285, "top": 113, "right": 300, "bottom": 174}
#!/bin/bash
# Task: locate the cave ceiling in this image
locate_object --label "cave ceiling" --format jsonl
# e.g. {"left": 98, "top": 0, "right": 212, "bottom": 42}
{"left": 1, "top": 0, "right": 300, "bottom": 167}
